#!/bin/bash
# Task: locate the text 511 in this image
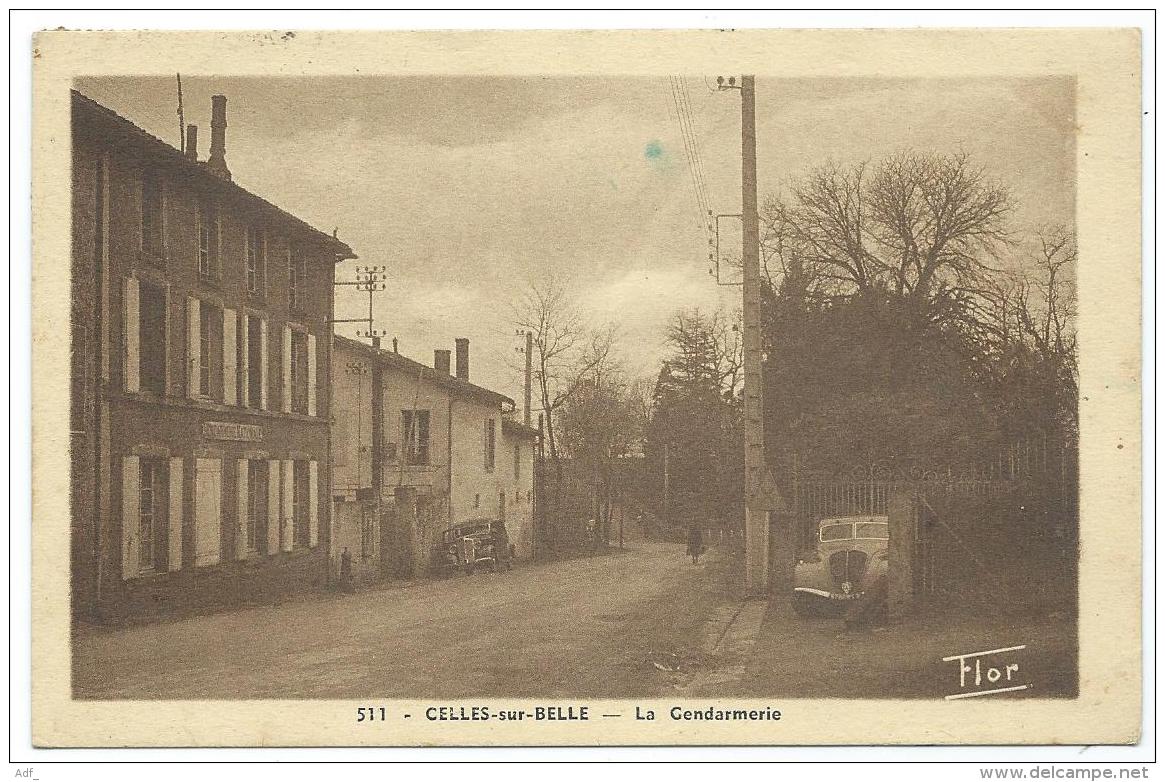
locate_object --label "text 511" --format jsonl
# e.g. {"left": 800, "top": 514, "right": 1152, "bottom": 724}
{"left": 356, "top": 706, "right": 388, "bottom": 722}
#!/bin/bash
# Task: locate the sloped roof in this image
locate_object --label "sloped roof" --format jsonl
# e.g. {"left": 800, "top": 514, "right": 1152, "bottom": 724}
{"left": 501, "top": 418, "right": 539, "bottom": 439}
{"left": 71, "top": 89, "right": 356, "bottom": 261}
{"left": 334, "top": 334, "right": 515, "bottom": 409}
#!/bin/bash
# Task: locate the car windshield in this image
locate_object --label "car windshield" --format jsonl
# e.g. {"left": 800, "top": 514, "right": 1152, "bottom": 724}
{"left": 820, "top": 523, "right": 853, "bottom": 542}
{"left": 856, "top": 522, "right": 890, "bottom": 539}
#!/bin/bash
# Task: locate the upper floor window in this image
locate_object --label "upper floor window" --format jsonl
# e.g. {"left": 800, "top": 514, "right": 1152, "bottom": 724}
{"left": 288, "top": 248, "right": 307, "bottom": 312}
{"left": 139, "top": 281, "right": 167, "bottom": 395}
{"left": 289, "top": 330, "right": 309, "bottom": 414}
{"left": 246, "top": 227, "right": 265, "bottom": 296}
{"left": 246, "top": 317, "right": 263, "bottom": 409}
{"left": 402, "top": 410, "right": 431, "bottom": 466}
{"left": 198, "top": 301, "right": 223, "bottom": 400}
{"left": 196, "top": 199, "right": 219, "bottom": 282}
{"left": 141, "top": 172, "right": 165, "bottom": 259}
{"left": 484, "top": 418, "right": 496, "bottom": 471}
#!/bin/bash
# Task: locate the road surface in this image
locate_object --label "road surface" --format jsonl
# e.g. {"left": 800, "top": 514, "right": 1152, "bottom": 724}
{"left": 73, "top": 541, "right": 742, "bottom": 699}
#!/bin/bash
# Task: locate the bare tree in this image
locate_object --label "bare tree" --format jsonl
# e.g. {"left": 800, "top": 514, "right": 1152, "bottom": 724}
{"left": 511, "top": 275, "right": 617, "bottom": 482}
{"left": 760, "top": 151, "right": 1013, "bottom": 326}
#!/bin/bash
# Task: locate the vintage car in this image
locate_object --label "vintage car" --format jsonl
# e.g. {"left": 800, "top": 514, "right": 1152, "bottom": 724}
{"left": 430, "top": 519, "right": 514, "bottom": 576}
{"left": 793, "top": 515, "right": 889, "bottom": 616}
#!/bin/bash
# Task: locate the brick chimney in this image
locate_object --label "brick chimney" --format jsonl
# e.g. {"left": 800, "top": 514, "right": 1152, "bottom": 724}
{"left": 434, "top": 349, "right": 451, "bottom": 375}
{"left": 207, "top": 95, "right": 231, "bottom": 180}
{"left": 185, "top": 125, "right": 198, "bottom": 162}
{"left": 454, "top": 338, "right": 469, "bottom": 381}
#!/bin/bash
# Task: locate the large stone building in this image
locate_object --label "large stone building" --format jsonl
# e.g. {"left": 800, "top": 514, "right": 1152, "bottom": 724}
{"left": 70, "top": 90, "right": 355, "bottom": 619}
{"left": 331, "top": 335, "right": 537, "bottom": 582}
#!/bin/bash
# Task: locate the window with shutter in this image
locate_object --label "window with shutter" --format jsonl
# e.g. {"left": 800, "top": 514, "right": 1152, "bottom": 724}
{"left": 247, "top": 460, "right": 267, "bottom": 553}
{"left": 138, "top": 458, "right": 163, "bottom": 571}
{"left": 197, "top": 199, "right": 219, "bottom": 282}
{"left": 484, "top": 419, "right": 496, "bottom": 471}
{"left": 194, "top": 458, "right": 222, "bottom": 566}
{"left": 281, "top": 326, "right": 293, "bottom": 413}
{"left": 307, "top": 333, "right": 317, "bottom": 416}
{"left": 266, "top": 458, "right": 280, "bottom": 554}
{"left": 197, "top": 302, "right": 224, "bottom": 400}
{"left": 246, "top": 226, "right": 265, "bottom": 297}
{"left": 186, "top": 297, "right": 200, "bottom": 397}
{"left": 168, "top": 457, "right": 183, "bottom": 571}
{"left": 141, "top": 171, "right": 165, "bottom": 262}
{"left": 139, "top": 282, "right": 167, "bottom": 395}
{"left": 123, "top": 277, "right": 140, "bottom": 393}
{"left": 121, "top": 455, "right": 140, "bottom": 580}
{"left": 403, "top": 410, "right": 431, "bottom": 465}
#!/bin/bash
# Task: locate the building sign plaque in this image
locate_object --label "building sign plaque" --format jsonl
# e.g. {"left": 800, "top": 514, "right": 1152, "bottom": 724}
{"left": 203, "top": 421, "right": 264, "bottom": 442}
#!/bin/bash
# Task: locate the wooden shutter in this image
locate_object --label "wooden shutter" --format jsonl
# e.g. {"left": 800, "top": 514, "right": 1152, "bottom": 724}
{"left": 308, "top": 460, "right": 319, "bottom": 548}
{"left": 235, "top": 459, "right": 249, "bottom": 560}
{"left": 223, "top": 307, "right": 237, "bottom": 405}
{"left": 266, "top": 458, "right": 280, "bottom": 554}
{"left": 239, "top": 313, "right": 250, "bottom": 408}
{"left": 123, "top": 277, "right": 140, "bottom": 392}
{"left": 168, "top": 457, "right": 183, "bottom": 571}
{"left": 121, "top": 455, "right": 140, "bottom": 580}
{"left": 193, "top": 457, "right": 222, "bottom": 566}
{"left": 281, "top": 326, "right": 293, "bottom": 413}
{"left": 307, "top": 333, "right": 317, "bottom": 416}
{"left": 259, "top": 318, "right": 269, "bottom": 410}
{"left": 281, "top": 459, "right": 294, "bottom": 551}
{"left": 186, "top": 296, "right": 201, "bottom": 397}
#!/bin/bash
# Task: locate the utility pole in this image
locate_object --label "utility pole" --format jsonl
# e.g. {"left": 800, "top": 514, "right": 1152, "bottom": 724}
{"left": 719, "top": 73, "right": 771, "bottom": 595}
{"left": 331, "top": 265, "right": 389, "bottom": 345}
{"left": 524, "top": 330, "right": 533, "bottom": 427}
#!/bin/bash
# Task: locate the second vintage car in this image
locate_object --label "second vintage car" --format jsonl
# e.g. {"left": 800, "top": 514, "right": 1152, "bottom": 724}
{"left": 430, "top": 519, "right": 515, "bottom": 576}
{"left": 793, "top": 515, "right": 890, "bottom": 616}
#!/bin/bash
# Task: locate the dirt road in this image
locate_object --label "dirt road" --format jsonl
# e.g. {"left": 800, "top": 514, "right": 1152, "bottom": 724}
{"left": 73, "top": 542, "right": 742, "bottom": 699}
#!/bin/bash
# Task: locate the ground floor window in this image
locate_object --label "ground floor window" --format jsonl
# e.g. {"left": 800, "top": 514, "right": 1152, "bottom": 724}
{"left": 292, "top": 460, "right": 310, "bottom": 548}
{"left": 246, "top": 460, "right": 267, "bottom": 553}
{"left": 138, "top": 458, "right": 166, "bottom": 571}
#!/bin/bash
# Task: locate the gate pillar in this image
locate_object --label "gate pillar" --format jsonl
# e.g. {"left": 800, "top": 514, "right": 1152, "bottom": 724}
{"left": 887, "top": 489, "right": 918, "bottom": 620}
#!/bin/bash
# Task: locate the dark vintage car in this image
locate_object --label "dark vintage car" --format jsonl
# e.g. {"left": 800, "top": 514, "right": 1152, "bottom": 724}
{"left": 431, "top": 519, "right": 514, "bottom": 576}
{"left": 793, "top": 515, "right": 889, "bottom": 616}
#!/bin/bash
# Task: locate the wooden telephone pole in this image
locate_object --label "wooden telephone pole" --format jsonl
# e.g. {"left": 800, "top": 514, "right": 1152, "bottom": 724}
{"left": 720, "top": 74, "right": 771, "bottom": 595}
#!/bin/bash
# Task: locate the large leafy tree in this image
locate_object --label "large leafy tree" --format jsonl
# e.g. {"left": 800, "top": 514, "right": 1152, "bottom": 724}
{"left": 645, "top": 309, "right": 744, "bottom": 531}
{"left": 758, "top": 151, "right": 1075, "bottom": 481}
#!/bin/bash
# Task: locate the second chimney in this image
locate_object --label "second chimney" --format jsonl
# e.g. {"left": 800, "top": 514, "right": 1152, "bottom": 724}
{"left": 434, "top": 349, "right": 451, "bottom": 375}
{"left": 454, "top": 338, "right": 469, "bottom": 381}
{"left": 185, "top": 124, "right": 198, "bottom": 161}
{"left": 207, "top": 94, "right": 231, "bottom": 180}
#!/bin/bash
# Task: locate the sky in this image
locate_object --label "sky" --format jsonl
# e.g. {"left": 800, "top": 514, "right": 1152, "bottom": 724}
{"left": 76, "top": 75, "right": 1075, "bottom": 404}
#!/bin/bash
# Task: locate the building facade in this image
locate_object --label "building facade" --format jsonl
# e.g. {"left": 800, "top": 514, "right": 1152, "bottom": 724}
{"left": 70, "top": 91, "right": 355, "bottom": 619}
{"left": 331, "top": 336, "right": 537, "bottom": 581}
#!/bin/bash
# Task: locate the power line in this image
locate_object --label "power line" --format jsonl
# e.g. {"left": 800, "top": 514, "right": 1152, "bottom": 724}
{"left": 671, "top": 76, "right": 708, "bottom": 221}
{"left": 666, "top": 76, "right": 709, "bottom": 234}
{"left": 667, "top": 76, "right": 707, "bottom": 232}
{"left": 677, "top": 77, "right": 714, "bottom": 223}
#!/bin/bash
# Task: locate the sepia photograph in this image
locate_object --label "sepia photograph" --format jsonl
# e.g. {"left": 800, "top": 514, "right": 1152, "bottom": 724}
{"left": 26, "top": 25, "right": 1143, "bottom": 749}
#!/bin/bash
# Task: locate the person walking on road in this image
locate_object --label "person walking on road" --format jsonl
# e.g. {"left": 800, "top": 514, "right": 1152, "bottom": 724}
{"left": 686, "top": 526, "right": 704, "bottom": 565}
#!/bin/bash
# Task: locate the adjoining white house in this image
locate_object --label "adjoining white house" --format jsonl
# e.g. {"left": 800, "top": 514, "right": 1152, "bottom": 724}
{"left": 331, "top": 334, "right": 537, "bottom": 582}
